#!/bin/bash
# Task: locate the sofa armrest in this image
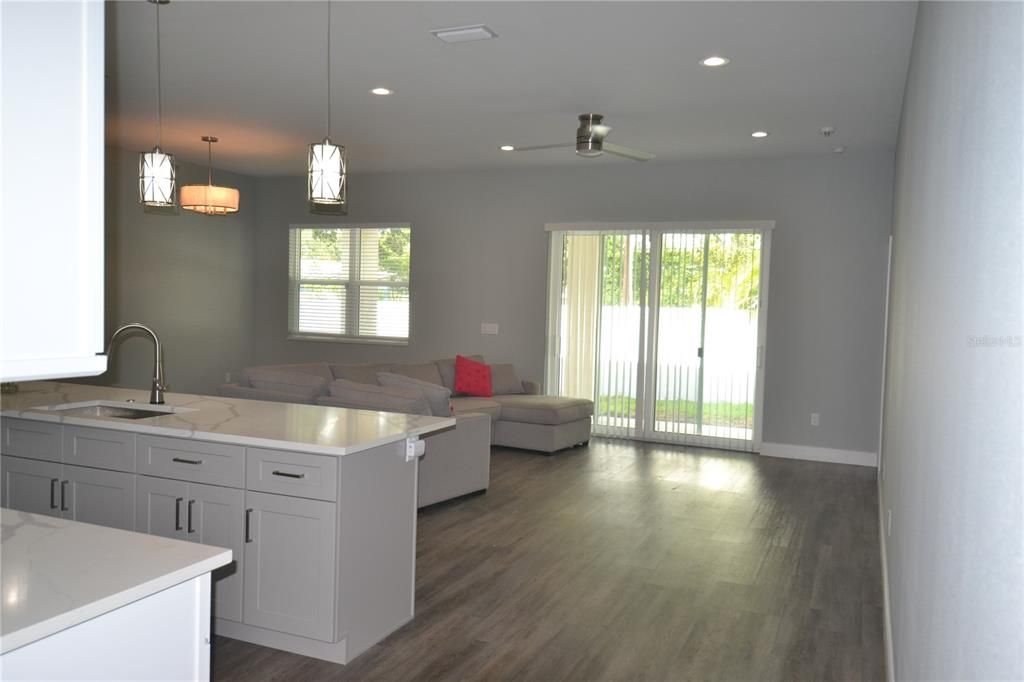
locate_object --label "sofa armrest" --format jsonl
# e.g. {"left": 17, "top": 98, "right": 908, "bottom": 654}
{"left": 219, "top": 383, "right": 316, "bottom": 404}
{"left": 522, "top": 380, "right": 541, "bottom": 395}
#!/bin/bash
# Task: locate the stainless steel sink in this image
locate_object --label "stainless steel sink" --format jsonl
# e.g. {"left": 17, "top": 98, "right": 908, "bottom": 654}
{"left": 42, "top": 400, "right": 196, "bottom": 420}
{"left": 58, "top": 405, "right": 173, "bottom": 420}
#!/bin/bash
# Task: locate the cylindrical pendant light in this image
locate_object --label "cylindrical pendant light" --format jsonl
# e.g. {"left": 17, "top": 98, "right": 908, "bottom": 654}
{"left": 308, "top": 0, "right": 347, "bottom": 214}
{"left": 138, "top": 0, "right": 176, "bottom": 207}
{"left": 180, "top": 136, "right": 240, "bottom": 215}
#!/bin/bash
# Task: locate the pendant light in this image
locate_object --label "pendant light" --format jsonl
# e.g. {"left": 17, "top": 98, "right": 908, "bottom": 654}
{"left": 138, "top": 0, "right": 175, "bottom": 207}
{"left": 180, "top": 136, "right": 240, "bottom": 215}
{"left": 307, "top": 0, "right": 347, "bottom": 214}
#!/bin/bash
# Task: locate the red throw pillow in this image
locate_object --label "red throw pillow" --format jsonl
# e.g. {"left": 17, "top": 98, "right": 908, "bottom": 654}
{"left": 454, "top": 354, "right": 493, "bottom": 397}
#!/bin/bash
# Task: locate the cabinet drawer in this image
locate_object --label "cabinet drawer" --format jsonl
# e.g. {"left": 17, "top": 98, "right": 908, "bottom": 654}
{"left": 246, "top": 448, "right": 337, "bottom": 502}
{"left": 137, "top": 436, "right": 244, "bottom": 488}
{"left": 63, "top": 426, "right": 135, "bottom": 472}
{"left": 1, "top": 418, "right": 61, "bottom": 462}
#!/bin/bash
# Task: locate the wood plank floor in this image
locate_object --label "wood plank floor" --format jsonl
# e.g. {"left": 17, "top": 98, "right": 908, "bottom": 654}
{"left": 213, "top": 439, "right": 884, "bottom": 681}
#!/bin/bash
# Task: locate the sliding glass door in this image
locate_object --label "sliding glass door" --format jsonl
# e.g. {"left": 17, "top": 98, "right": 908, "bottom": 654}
{"left": 547, "top": 223, "right": 771, "bottom": 452}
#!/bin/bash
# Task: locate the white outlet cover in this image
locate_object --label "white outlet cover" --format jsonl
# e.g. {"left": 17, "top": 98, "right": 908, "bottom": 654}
{"left": 810, "top": 412, "right": 820, "bottom": 426}
{"left": 481, "top": 323, "right": 499, "bottom": 335}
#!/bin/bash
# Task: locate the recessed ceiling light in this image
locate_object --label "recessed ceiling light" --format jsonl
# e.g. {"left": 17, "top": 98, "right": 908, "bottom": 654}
{"left": 701, "top": 55, "right": 730, "bottom": 67}
{"left": 833, "top": 145, "right": 847, "bottom": 154}
{"left": 751, "top": 130, "right": 769, "bottom": 138}
{"left": 499, "top": 145, "right": 515, "bottom": 152}
{"left": 430, "top": 24, "right": 497, "bottom": 44}
{"left": 370, "top": 87, "right": 393, "bottom": 96}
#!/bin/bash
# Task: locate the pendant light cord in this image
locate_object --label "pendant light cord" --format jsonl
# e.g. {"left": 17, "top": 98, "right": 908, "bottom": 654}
{"left": 326, "top": 0, "right": 331, "bottom": 140}
{"left": 155, "top": 1, "right": 163, "bottom": 148}
{"left": 207, "top": 139, "right": 213, "bottom": 185}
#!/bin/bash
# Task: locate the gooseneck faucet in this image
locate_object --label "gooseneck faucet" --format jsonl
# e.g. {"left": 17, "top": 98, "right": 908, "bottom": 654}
{"left": 106, "top": 323, "right": 166, "bottom": 405}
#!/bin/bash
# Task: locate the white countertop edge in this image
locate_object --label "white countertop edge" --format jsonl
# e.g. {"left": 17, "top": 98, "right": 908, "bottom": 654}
{"left": 0, "top": 409, "right": 457, "bottom": 457}
{"left": 0, "top": 547, "right": 231, "bottom": 655}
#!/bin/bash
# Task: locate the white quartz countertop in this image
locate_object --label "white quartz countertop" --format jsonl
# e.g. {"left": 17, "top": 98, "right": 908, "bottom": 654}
{"left": 0, "top": 382, "right": 455, "bottom": 457}
{"left": 0, "top": 508, "right": 232, "bottom": 654}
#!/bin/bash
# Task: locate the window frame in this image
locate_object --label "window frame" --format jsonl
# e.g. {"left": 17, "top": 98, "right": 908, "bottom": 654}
{"left": 287, "top": 223, "right": 412, "bottom": 345}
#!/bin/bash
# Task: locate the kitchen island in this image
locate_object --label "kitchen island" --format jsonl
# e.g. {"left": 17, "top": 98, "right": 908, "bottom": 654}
{"left": 0, "top": 381, "right": 455, "bottom": 665}
{"left": 1, "top": 508, "right": 231, "bottom": 680}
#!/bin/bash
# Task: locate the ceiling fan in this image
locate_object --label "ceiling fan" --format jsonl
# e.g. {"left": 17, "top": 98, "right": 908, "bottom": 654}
{"left": 510, "top": 113, "right": 655, "bottom": 162}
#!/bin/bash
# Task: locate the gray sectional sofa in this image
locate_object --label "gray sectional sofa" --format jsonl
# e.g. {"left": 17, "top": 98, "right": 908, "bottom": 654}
{"left": 218, "top": 358, "right": 593, "bottom": 507}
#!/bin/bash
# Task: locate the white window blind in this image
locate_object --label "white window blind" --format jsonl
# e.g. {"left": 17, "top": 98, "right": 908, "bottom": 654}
{"left": 288, "top": 225, "right": 411, "bottom": 343}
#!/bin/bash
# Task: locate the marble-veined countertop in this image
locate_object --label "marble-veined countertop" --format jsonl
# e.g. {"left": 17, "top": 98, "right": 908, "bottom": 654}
{"left": 0, "top": 382, "right": 455, "bottom": 457}
{"left": 0, "top": 508, "right": 231, "bottom": 654}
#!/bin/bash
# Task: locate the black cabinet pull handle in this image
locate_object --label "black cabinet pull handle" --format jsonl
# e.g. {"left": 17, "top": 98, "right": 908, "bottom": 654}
{"left": 49, "top": 478, "right": 59, "bottom": 509}
{"left": 244, "top": 508, "right": 253, "bottom": 543}
{"left": 172, "top": 457, "right": 203, "bottom": 466}
{"left": 187, "top": 499, "right": 196, "bottom": 533}
{"left": 272, "top": 470, "right": 305, "bottom": 479}
{"left": 175, "top": 497, "right": 184, "bottom": 531}
{"left": 59, "top": 480, "right": 69, "bottom": 512}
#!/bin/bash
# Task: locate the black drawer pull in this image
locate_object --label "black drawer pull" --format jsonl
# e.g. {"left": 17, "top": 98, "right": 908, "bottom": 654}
{"left": 187, "top": 499, "right": 196, "bottom": 533}
{"left": 172, "top": 457, "right": 204, "bottom": 466}
{"left": 50, "top": 478, "right": 59, "bottom": 509}
{"left": 60, "top": 480, "right": 69, "bottom": 512}
{"left": 271, "top": 470, "right": 306, "bottom": 479}
{"left": 175, "top": 497, "right": 184, "bottom": 531}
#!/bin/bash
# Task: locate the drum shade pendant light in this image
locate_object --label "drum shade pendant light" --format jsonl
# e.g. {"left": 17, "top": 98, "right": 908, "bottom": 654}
{"left": 180, "top": 136, "right": 240, "bottom": 215}
{"left": 138, "top": 0, "right": 175, "bottom": 207}
{"left": 308, "top": 0, "right": 347, "bottom": 214}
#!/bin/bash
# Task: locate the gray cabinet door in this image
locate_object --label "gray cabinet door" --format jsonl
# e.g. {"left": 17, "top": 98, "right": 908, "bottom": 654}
{"left": 135, "top": 475, "right": 188, "bottom": 540}
{"left": 62, "top": 464, "right": 135, "bottom": 531}
{"left": 190, "top": 482, "right": 244, "bottom": 623}
{"left": 1, "top": 455, "right": 61, "bottom": 516}
{"left": 243, "top": 491, "right": 337, "bottom": 642}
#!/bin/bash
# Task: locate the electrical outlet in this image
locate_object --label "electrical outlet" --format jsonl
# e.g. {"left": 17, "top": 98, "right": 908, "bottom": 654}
{"left": 225, "top": 372, "right": 232, "bottom": 383}
{"left": 887, "top": 509, "right": 892, "bottom": 538}
{"left": 481, "top": 322, "right": 499, "bottom": 335}
{"left": 810, "top": 412, "right": 820, "bottom": 426}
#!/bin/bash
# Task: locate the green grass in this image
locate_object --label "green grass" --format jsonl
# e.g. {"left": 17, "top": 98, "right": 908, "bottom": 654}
{"left": 597, "top": 396, "right": 753, "bottom": 428}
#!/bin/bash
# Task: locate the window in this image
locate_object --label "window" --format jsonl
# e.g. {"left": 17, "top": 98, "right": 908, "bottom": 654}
{"left": 288, "top": 225, "right": 411, "bottom": 343}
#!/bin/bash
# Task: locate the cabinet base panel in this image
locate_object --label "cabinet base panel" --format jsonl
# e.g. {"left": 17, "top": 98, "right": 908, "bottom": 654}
{"left": 214, "top": 619, "right": 350, "bottom": 665}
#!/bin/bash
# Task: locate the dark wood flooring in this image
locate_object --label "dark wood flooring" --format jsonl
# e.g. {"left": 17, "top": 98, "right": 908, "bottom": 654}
{"left": 213, "top": 439, "right": 884, "bottom": 681}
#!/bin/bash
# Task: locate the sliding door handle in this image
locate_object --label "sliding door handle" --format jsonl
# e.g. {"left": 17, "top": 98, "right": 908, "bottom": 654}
{"left": 244, "top": 508, "right": 253, "bottom": 543}
{"left": 175, "top": 497, "right": 184, "bottom": 531}
{"left": 49, "top": 478, "right": 59, "bottom": 509}
{"left": 187, "top": 499, "right": 196, "bottom": 534}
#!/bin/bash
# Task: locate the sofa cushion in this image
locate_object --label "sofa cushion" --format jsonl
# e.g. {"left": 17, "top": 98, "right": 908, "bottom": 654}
{"left": 246, "top": 368, "right": 329, "bottom": 399}
{"left": 330, "top": 363, "right": 391, "bottom": 385}
{"left": 435, "top": 355, "right": 483, "bottom": 394}
{"left": 489, "top": 364, "right": 525, "bottom": 395}
{"left": 326, "top": 378, "right": 431, "bottom": 416}
{"left": 489, "top": 395, "right": 594, "bottom": 425}
{"left": 389, "top": 363, "right": 445, "bottom": 387}
{"left": 240, "top": 362, "right": 333, "bottom": 387}
{"left": 455, "top": 354, "right": 493, "bottom": 397}
{"left": 377, "top": 372, "right": 452, "bottom": 417}
{"left": 449, "top": 397, "right": 502, "bottom": 421}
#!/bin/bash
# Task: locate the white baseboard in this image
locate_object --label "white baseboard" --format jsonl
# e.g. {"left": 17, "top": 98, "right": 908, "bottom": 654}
{"left": 878, "top": 476, "right": 896, "bottom": 682}
{"left": 759, "top": 441, "right": 878, "bottom": 467}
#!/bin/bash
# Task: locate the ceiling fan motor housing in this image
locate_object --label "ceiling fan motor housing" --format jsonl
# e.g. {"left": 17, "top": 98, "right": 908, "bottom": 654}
{"left": 576, "top": 113, "right": 604, "bottom": 157}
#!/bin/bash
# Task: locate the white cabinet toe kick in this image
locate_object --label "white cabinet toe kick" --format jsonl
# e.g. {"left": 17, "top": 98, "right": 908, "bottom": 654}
{"left": 1, "top": 417, "right": 424, "bottom": 665}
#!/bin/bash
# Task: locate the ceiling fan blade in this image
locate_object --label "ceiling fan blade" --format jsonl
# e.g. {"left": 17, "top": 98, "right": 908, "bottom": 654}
{"left": 513, "top": 143, "right": 574, "bottom": 152}
{"left": 590, "top": 124, "right": 612, "bottom": 139}
{"left": 603, "top": 142, "right": 655, "bottom": 161}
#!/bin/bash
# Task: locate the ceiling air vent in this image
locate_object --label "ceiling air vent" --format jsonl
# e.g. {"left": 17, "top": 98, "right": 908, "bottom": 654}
{"left": 430, "top": 24, "right": 498, "bottom": 44}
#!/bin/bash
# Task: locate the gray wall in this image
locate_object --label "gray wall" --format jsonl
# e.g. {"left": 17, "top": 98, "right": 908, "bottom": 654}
{"left": 252, "top": 152, "right": 894, "bottom": 453}
{"left": 881, "top": 3, "right": 1023, "bottom": 679}
{"left": 102, "top": 147, "right": 258, "bottom": 395}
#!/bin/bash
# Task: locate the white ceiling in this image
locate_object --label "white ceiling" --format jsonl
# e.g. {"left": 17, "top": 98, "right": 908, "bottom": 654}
{"left": 106, "top": 1, "right": 918, "bottom": 176}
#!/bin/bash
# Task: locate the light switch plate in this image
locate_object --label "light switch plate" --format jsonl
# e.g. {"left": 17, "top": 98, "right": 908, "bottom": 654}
{"left": 481, "top": 323, "right": 499, "bottom": 335}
